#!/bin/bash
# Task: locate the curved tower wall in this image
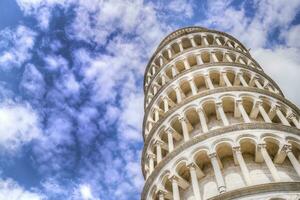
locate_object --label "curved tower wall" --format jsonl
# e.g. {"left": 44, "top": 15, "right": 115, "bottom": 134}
{"left": 141, "top": 27, "right": 300, "bottom": 200}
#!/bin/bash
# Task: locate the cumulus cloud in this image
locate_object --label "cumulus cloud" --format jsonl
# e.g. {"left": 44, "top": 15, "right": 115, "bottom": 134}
{"left": 204, "top": 0, "right": 300, "bottom": 48}
{"left": 0, "top": 178, "right": 44, "bottom": 200}
{"left": 252, "top": 46, "right": 300, "bottom": 107}
{"left": 0, "top": 26, "right": 36, "bottom": 70}
{"left": 0, "top": 101, "right": 41, "bottom": 151}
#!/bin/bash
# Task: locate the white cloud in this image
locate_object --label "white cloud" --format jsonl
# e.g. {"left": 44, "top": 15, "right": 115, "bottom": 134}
{"left": 252, "top": 46, "right": 300, "bottom": 107}
{"left": 282, "top": 24, "right": 300, "bottom": 48}
{"left": 204, "top": 0, "right": 300, "bottom": 48}
{"left": 79, "top": 184, "right": 98, "bottom": 200}
{"left": 20, "top": 64, "right": 46, "bottom": 100}
{"left": 0, "top": 178, "right": 44, "bottom": 200}
{"left": 167, "top": 0, "right": 194, "bottom": 18}
{"left": 0, "top": 26, "right": 36, "bottom": 70}
{"left": 0, "top": 101, "right": 41, "bottom": 151}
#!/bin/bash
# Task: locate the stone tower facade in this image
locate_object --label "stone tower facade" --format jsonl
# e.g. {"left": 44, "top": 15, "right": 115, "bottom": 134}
{"left": 141, "top": 27, "right": 300, "bottom": 200}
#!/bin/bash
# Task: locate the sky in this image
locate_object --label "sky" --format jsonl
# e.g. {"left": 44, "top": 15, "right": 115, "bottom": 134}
{"left": 0, "top": 0, "right": 299, "bottom": 199}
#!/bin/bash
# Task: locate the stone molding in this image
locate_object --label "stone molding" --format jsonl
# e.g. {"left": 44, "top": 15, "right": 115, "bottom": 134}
{"left": 142, "top": 87, "right": 298, "bottom": 141}
{"left": 208, "top": 182, "right": 300, "bottom": 200}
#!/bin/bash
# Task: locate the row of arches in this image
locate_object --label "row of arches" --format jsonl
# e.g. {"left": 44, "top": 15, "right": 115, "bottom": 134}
{"left": 145, "top": 133, "right": 300, "bottom": 200}
{"left": 145, "top": 66, "right": 280, "bottom": 118}
{"left": 145, "top": 48, "right": 261, "bottom": 94}
{"left": 145, "top": 31, "right": 249, "bottom": 90}
{"left": 143, "top": 93, "right": 300, "bottom": 174}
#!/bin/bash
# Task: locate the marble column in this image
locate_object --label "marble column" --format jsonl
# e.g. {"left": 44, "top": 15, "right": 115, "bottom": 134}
{"left": 237, "top": 100, "right": 251, "bottom": 123}
{"left": 171, "top": 176, "right": 180, "bottom": 200}
{"left": 284, "top": 145, "right": 300, "bottom": 177}
{"left": 209, "top": 153, "right": 226, "bottom": 193}
{"left": 258, "top": 102, "right": 272, "bottom": 123}
{"left": 216, "top": 102, "right": 229, "bottom": 126}
{"left": 259, "top": 144, "right": 280, "bottom": 182}
{"left": 155, "top": 141, "right": 162, "bottom": 163}
{"left": 189, "top": 36, "right": 197, "bottom": 47}
{"left": 204, "top": 74, "right": 214, "bottom": 89}
{"left": 233, "top": 146, "right": 252, "bottom": 185}
{"left": 148, "top": 153, "right": 155, "bottom": 173}
{"left": 174, "top": 86, "right": 182, "bottom": 103}
{"left": 188, "top": 164, "right": 201, "bottom": 200}
{"left": 196, "top": 54, "right": 203, "bottom": 65}
{"left": 179, "top": 116, "right": 189, "bottom": 141}
{"left": 276, "top": 108, "right": 291, "bottom": 126}
{"left": 287, "top": 113, "right": 300, "bottom": 128}
{"left": 197, "top": 107, "right": 208, "bottom": 132}
{"left": 188, "top": 78, "right": 198, "bottom": 95}
{"left": 166, "top": 128, "right": 174, "bottom": 152}
{"left": 163, "top": 96, "right": 169, "bottom": 112}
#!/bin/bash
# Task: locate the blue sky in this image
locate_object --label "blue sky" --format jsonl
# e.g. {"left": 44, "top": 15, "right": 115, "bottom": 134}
{"left": 0, "top": 0, "right": 299, "bottom": 199}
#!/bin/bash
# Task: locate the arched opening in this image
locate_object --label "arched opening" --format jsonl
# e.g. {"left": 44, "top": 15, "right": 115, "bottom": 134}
{"left": 171, "top": 42, "right": 180, "bottom": 54}
{"left": 175, "top": 60, "right": 185, "bottom": 74}
{"left": 221, "top": 96, "right": 236, "bottom": 124}
{"left": 185, "top": 107, "right": 200, "bottom": 136}
{"left": 203, "top": 101, "right": 220, "bottom": 130}
{"left": 167, "top": 89, "right": 177, "bottom": 105}
{"left": 210, "top": 71, "right": 220, "bottom": 88}
{"left": 180, "top": 80, "right": 192, "bottom": 98}
{"left": 187, "top": 55, "right": 197, "bottom": 67}
{"left": 194, "top": 75, "right": 206, "bottom": 92}
{"left": 201, "top": 51, "right": 210, "bottom": 63}
{"left": 206, "top": 34, "right": 214, "bottom": 45}
{"left": 194, "top": 35, "right": 202, "bottom": 46}
{"left": 170, "top": 117, "right": 184, "bottom": 147}
{"left": 182, "top": 38, "right": 192, "bottom": 49}
{"left": 165, "top": 66, "right": 174, "bottom": 79}
{"left": 215, "top": 51, "right": 223, "bottom": 62}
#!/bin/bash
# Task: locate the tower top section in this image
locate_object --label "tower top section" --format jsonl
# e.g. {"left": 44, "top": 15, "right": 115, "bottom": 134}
{"left": 143, "top": 26, "right": 250, "bottom": 90}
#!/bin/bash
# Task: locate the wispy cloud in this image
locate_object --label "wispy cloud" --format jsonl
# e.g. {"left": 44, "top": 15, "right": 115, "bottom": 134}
{"left": 0, "top": 26, "right": 36, "bottom": 70}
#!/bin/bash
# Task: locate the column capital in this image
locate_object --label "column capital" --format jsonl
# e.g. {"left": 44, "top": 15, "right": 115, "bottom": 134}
{"left": 157, "top": 189, "right": 168, "bottom": 196}
{"left": 188, "top": 35, "right": 195, "bottom": 39}
{"left": 235, "top": 71, "right": 242, "bottom": 76}
{"left": 232, "top": 145, "right": 241, "bottom": 152}
{"left": 154, "top": 139, "right": 164, "bottom": 146}
{"left": 147, "top": 152, "right": 156, "bottom": 159}
{"left": 283, "top": 144, "right": 292, "bottom": 153}
{"left": 178, "top": 115, "right": 187, "bottom": 122}
{"left": 215, "top": 101, "right": 223, "bottom": 107}
{"left": 169, "top": 174, "right": 179, "bottom": 182}
{"left": 236, "top": 99, "right": 243, "bottom": 105}
{"left": 196, "top": 106, "right": 205, "bottom": 114}
{"left": 203, "top": 73, "right": 210, "bottom": 77}
{"left": 186, "top": 162, "right": 197, "bottom": 170}
{"left": 208, "top": 152, "right": 217, "bottom": 158}
{"left": 187, "top": 77, "right": 194, "bottom": 82}
{"left": 165, "top": 127, "right": 174, "bottom": 134}
{"left": 254, "top": 99, "right": 263, "bottom": 106}
{"left": 287, "top": 112, "right": 297, "bottom": 120}
{"left": 257, "top": 143, "right": 267, "bottom": 150}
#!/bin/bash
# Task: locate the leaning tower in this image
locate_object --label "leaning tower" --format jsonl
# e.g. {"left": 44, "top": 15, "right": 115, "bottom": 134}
{"left": 141, "top": 27, "right": 300, "bottom": 200}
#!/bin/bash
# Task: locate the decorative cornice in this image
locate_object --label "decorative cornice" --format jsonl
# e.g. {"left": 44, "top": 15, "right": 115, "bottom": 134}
{"left": 142, "top": 87, "right": 297, "bottom": 141}
{"left": 144, "top": 62, "right": 283, "bottom": 111}
{"left": 140, "top": 124, "right": 300, "bottom": 200}
{"left": 208, "top": 182, "right": 300, "bottom": 200}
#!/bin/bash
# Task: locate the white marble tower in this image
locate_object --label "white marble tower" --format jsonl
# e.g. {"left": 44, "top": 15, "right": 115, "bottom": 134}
{"left": 141, "top": 27, "right": 300, "bottom": 200}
